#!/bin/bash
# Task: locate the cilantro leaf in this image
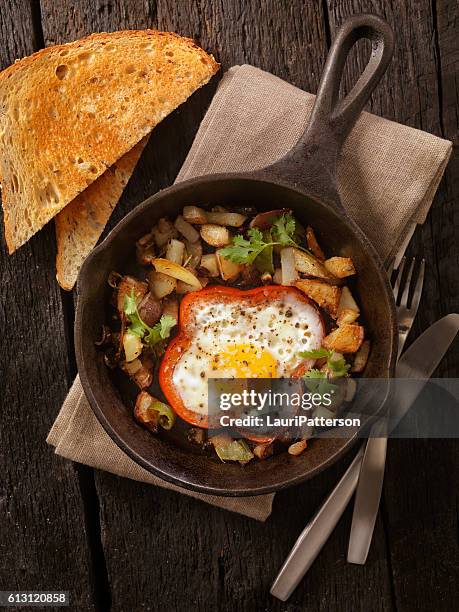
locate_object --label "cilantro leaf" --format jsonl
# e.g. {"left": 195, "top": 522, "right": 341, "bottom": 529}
{"left": 303, "top": 368, "right": 327, "bottom": 379}
{"left": 123, "top": 293, "right": 145, "bottom": 336}
{"left": 300, "top": 347, "right": 350, "bottom": 379}
{"left": 254, "top": 229, "right": 275, "bottom": 273}
{"left": 303, "top": 369, "right": 338, "bottom": 396}
{"left": 328, "top": 355, "right": 350, "bottom": 378}
{"left": 219, "top": 213, "right": 311, "bottom": 269}
{"left": 219, "top": 228, "right": 269, "bottom": 264}
{"left": 144, "top": 315, "right": 177, "bottom": 346}
{"left": 123, "top": 290, "right": 176, "bottom": 348}
{"left": 298, "top": 348, "right": 332, "bottom": 360}
{"left": 272, "top": 213, "right": 297, "bottom": 247}
{"left": 123, "top": 292, "right": 138, "bottom": 317}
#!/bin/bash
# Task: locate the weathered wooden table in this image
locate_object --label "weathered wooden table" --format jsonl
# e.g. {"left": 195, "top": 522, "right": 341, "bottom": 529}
{"left": 1, "top": 2, "right": 458, "bottom": 610}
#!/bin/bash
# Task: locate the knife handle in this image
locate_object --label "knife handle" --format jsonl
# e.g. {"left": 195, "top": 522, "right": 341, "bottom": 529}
{"left": 270, "top": 446, "right": 364, "bottom": 601}
{"left": 347, "top": 437, "right": 387, "bottom": 564}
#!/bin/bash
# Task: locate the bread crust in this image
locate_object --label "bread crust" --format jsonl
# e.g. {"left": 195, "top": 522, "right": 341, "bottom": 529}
{"left": 0, "top": 30, "right": 219, "bottom": 253}
{"left": 55, "top": 137, "right": 147, "bottom": 290}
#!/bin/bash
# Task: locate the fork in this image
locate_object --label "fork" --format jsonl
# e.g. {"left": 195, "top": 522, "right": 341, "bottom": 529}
{"left": 347, "top": 256, "right": 425, "bottom": 564}
{"left": 271, "top": 257, "right": 425, "bottom": 600}
{"left": 391, "top": 257, "right": 426, "bottom": 358}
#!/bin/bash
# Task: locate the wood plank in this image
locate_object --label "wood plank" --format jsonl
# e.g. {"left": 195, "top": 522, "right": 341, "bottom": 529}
{"left": 327, "top": 3, "right": 459, "bottom": 610}
{"left": 0, "top": 1, "right": 93, "bottom": 608}
{"left": 39, "top": 1, "right": 395, "bottom": 610}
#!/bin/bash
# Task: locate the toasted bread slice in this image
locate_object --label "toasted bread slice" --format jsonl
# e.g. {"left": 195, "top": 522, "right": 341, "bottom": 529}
{"left": 55, "top": 137, "right": 147, "bottom": 290}
{"left": 0, "top": 30, "right": 219, "bottom": 253}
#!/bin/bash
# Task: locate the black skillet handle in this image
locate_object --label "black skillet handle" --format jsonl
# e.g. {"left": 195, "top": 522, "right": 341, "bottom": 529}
{"left": 258, "top": 14, "right": 394, "bottom": 210}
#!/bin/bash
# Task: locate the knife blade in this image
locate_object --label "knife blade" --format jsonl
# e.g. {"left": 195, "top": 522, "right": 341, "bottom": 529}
{"left": 347, "top": 313, "right": 459, "bottom": 564}
{"left": 271, "top": 315, "right": 459, "bottom": 601}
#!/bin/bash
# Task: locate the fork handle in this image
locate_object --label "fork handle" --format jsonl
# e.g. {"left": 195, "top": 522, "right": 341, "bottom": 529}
{"left": 347, "top": 436, "right": 387, "bottom": 564}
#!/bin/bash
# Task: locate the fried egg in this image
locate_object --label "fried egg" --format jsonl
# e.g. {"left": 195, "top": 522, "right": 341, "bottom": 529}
{"left": 159, "top": 286, "right": 324, "bottom": 426}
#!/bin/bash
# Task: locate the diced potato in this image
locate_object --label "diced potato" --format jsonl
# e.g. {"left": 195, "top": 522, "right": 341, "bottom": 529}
{"left": 121, "top": 357, "right": 154, "bottom": 389}
{"left": 306, "top": 226, "right": 325, "bottom": 261}
{"left": 184, "top": 240, "right": 202, "bottom": 268}
{"left": 352, "top": 340, "right": 371, "bottom": 373}
{"left": 134, "top": 391, "right": 159, "bottom": 433}
{"left": 200, "top": 224, "right": 231, "bottom": 247}
{"left": 200, "top": 253, "right": 219, "bottom": 277}
{"left": 148, "top": 271, "right": 176, "bottom": 299}
{"left": 288, "top": 439, "right": 307, "bottom": 456}
{"left": 337, "top": 308, "right": 359, "bottom": 326}
{"left": 136, "top": 232, "right": 156, "bottom": 266}
{"left": 123, "top": 331, "right": 143, "bottom": 362}
{"left": 121, "top": 358, "right": 142, "bottom": 376}
{"left": 338, "top": 286, "right": 359, "bottom": 312}
{"left": 324, "top": 256, "right": 356, "bottom": 278}
{"left": 293, "top": 248, "right": 336, "bottom": 281}
{"left": 152, "top": 258, "right": 202, "bottom": 289}
{"left": 174, "top": 215, "right": 200, "bottom": 243}
{"left": 337, "top": 286, "right": 360, "bottom": 325}
{"left": 273, "top": 267, "right": 283, "bottom": 284}
{"left": 162, "top": 297, "right": 179, "bottom": 321}
{"left": 133, "top": 364, "right": 154, "bottom": 389}
{"left": 216, "top": 249, "right": 243, "bottom": 280}
{"left": 182, "top": 205, "right": 208, "bottom": 224}
{"left": 323, "top": 324, "right": 364, "bottom": 353}
{"left": 165, "top": 238, "right": 185, "bottom": 265}
{"left": 206, "top": 211, "right": 247, "bottom": 227}
{"left": 211, "top": 205, "right": 228, "bottom": 213}
{"left": 280, "top": 247, "right": 299, "bottom": 286}
{"left": 296, "top": 279, "right": 341, "bottom": 317}
{"left": 152, "top": 217, "right": 178, "bottom": 248}
{"left": 253, "top": 443, "right": 274, "bottom": 460}
{"left": 117, "top": 276, "right": 148, "bottom": 313}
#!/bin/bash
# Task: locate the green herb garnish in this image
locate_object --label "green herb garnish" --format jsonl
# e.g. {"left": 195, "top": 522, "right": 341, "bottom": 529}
{"left": 299, "top": 348, "right": 350, "bottom": 379}
{"left": 219, "top": 228, "right": 268, "bottom": 264}
{"left": 271, "top": 213, "right": 297, "bottom": 247}
{"left": 124, "top": 290, "right": 176, "bottom": 348}
{"left": 219, "top": 213, "right": 310, "bottom": 269}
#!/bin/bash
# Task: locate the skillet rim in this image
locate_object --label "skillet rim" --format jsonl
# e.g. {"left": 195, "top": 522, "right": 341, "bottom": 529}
{"left": 75, "top": 172, "right": 398, "bottom": 497}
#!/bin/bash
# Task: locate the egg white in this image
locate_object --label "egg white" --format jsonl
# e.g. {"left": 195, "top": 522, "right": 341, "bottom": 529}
{"left": 171, "top": 291, "right": 324, "bottom": 416}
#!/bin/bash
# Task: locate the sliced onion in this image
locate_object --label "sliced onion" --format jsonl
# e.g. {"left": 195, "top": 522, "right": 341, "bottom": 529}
{"left": 123, "top": 331, "right": 143, "bottom": 362}
{"left": 174, "top": 215, "right": 200, "bottom": 243}
{"left": 280, "top": 247, "right": 299, "bottom": 285}
{"left": 151, "top": 258, "right": 202, "bottom": 289}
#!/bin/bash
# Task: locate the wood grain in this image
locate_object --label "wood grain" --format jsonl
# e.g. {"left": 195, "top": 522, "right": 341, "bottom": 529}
{"left": 0, "top": 1, "right": 93, "bottom": 609}
{"left": 327, "top": 3, "right": 459, "bottom": 611}
{"left": 39, "top": 2, "right": 394, "bottom": 611}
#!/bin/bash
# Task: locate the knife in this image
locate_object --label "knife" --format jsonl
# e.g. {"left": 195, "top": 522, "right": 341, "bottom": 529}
{"left": 347, "top": 313, "right": 459, "bottom": 564}
{"left": 270, "top": 445, "right": 365, "bottom": 601}
{"left": 271, "top": 314, "right": 459, "bottom": 600}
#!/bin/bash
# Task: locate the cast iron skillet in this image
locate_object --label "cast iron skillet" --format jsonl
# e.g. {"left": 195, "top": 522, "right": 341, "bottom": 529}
{"left": 76, "top": 14, "right": 397, "bottom": 496}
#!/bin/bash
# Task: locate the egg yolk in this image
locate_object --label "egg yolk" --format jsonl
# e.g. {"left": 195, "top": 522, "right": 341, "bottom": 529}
{"left": 211, "top": 343, "right": 278, "bottom": 378}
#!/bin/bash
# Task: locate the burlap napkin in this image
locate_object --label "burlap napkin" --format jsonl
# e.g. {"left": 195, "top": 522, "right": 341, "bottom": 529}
{"left": 47, "top": 65, "right": 452, "bottom": 521}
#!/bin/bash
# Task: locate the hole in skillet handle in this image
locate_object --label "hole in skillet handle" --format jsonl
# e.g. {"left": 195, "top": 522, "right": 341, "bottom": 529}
{"left": 252, "top": 14, "right": 395, "bottom": 210}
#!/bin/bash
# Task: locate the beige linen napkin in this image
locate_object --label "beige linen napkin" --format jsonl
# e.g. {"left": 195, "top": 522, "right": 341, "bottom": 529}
{"left": 48, "top": 65, "right": 452, "bottom": 521}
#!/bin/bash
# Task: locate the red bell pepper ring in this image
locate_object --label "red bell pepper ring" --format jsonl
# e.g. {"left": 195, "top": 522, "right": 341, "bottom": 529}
{"left": 159, "top": 285, "right": 324, "bottom": 428}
